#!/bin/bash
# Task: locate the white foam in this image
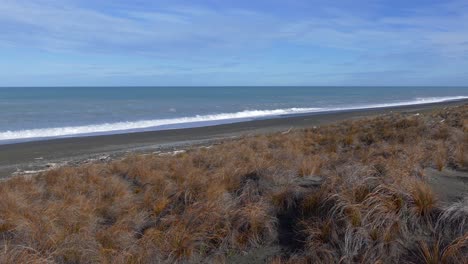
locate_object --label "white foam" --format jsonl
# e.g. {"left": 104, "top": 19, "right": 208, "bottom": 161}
{"left": 0, "top": 95, "right": 467, "bottom": 142}
{"left": 0, "top": 107, "right": 321, "bottom": 141}
{"left": 319, "top": 96, "right": 468, "bottom": 112}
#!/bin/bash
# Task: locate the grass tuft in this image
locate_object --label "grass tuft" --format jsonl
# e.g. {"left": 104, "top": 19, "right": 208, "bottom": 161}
{"left": 410, "top": 181, "right": 437, "bottom": 217}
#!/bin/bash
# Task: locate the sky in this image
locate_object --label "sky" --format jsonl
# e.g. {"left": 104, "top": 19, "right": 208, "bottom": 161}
{"left": 0, "top": 0, "right": 468, "bottom": 86}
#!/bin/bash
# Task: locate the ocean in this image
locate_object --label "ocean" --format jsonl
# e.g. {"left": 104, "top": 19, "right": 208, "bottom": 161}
{"left": 0, "top": 86, "right": 467, "bottom": 144}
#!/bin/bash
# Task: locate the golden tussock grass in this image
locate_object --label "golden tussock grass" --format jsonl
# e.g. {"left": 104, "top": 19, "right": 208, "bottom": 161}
{"left": 410, "top": 180, "right": 437, "bottom": 217}
{"left": 0, "top": 105, "right": 467, "bottom": 263}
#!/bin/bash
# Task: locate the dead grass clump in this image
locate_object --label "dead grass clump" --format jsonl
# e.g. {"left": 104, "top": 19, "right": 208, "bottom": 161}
{"left": 359, "top": 132, "right": 376, "bottom": 146}
{"left": 412, "top": 235, "right": 468, "bottom": 264}
{"left": 410, "top": 181, "right": 437, "bottom": 217}
{"left": 436, "top": 198, "right": 468, "bottom": 237}
{"left": 395, "top": 117, "right": 421, "bottom": 129}
{"left": 298, "top": 155, "right": 322, "bottom": 177}
{"left": 433, "top": 141, "right": 448, "bottom": 171}
{"left": 432, "top": 124, "right": 451, "bottom": 140}
{"left": 341, "top": 133, "right": 355, "bottom": 147}
{"left": 301, "top": 225, "right": 338, "bottom": 262}
{"left": 452, "top": 135, "right": 467, "bottom": 169}
{"left": 270, "top": 185, "right": 298, "bottom": 212}
{"left": 440, "top": 234, "right": 468, "bottom": 263}
{"left": 231, "top": 200, "right": 277, "bottom": 249}
{"left": 301, "top": 190, "right": 327, "bottom": 216}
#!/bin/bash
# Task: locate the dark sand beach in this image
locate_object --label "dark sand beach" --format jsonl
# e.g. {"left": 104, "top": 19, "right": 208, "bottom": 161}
{"left": 1, "top": 99, "right": 467, "bottom": 178}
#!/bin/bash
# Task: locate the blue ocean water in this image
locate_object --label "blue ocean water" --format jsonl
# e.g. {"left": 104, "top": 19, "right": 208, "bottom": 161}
{"left": 0, "top": 86, "right": 467, "bottom": 144}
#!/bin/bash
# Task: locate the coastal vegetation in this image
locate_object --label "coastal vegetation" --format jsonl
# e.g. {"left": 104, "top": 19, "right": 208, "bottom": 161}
{"left": 0, "top": 105, "right": 467, "bottom": 263}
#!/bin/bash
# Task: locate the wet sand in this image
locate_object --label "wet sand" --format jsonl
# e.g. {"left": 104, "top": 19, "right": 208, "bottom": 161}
{"left": 1, "top": 99, "right": 467, "bottom": 178}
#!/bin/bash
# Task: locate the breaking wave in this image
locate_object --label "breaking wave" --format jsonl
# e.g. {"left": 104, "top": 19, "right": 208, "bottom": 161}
{"left": 0, "top": 95, "right": 467, "bottom": 142}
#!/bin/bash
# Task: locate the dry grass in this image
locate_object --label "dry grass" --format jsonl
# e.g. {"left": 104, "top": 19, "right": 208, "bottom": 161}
{"left": 410, "top": 181, "right": 437, "bottom": 217}
{"left": 0, "top": 105, "right": 467, "bottom": 263}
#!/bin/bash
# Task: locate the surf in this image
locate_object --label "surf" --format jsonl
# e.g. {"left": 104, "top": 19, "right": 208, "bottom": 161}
{"left": 0, "top": 95, "right": 467, "bottom": 143}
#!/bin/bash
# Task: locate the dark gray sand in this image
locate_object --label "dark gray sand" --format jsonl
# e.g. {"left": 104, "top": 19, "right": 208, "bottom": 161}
{"left": 1, "top": 99, "right": 467, "bottom": 178}
{"left": 426, "top": 168, "right": 468, "bottom": 204}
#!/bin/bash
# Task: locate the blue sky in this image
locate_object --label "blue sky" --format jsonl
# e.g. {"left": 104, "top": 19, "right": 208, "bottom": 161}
{"left": 1, "top": 0, "right": 468, "bottom": 86}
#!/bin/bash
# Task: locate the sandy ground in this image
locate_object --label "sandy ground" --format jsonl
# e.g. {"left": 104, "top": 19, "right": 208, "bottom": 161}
{"left": 426, "top": 168, "right": 468, "bottom": 204}
{"left": 1, "top": 99, "right": 467, "bottom": 178}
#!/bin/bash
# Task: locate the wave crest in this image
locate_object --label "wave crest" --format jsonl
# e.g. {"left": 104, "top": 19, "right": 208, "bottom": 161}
{"left": 0, "top": 96, "right": 467, "bottom": 142}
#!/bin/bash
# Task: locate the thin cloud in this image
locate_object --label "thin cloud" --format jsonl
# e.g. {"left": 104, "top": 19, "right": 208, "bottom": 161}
{"left": 0, "top": 0, "right": 467, "bottom": 85}
{"left": 1, "top": 0, "right": 467, "bottom": 57}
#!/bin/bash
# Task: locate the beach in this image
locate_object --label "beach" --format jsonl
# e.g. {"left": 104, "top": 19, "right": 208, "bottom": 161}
{"left": 3, "top": 0, "right": 468, "bottom": 261}
{"left": 1, "top": 99, "right": 467, "bottom": 178}
{"left": 1, "top": 100, "right": 467, "bottom": 263}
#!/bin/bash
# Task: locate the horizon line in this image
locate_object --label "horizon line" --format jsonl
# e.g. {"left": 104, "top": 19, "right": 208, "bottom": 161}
{"left": 1, "top": 85, "right": 468, "bottom": 88}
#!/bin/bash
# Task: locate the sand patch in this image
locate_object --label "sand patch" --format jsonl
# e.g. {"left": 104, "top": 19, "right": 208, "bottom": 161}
{"left": 426, "top": 168, "right": 468, "bottom": 204}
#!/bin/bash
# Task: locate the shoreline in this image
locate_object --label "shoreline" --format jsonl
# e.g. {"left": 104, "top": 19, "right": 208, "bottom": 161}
{"left": 3, "top": 96, "right": 468, "bottom": 145}
{"left": 1, "top": 99, "right": 467, "bottom": 178}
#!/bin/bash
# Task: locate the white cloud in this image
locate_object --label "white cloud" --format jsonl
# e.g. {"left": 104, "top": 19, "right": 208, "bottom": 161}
{"left": 1, "top": 0, "right": 467, "bottom": 59}
{"left": 1, "top": 0, "right": 468, "bottom": 85}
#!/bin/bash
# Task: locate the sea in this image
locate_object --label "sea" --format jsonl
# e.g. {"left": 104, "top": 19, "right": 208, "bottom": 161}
{"left": 0, "top": 86, "right": 467, "bottom": 144}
